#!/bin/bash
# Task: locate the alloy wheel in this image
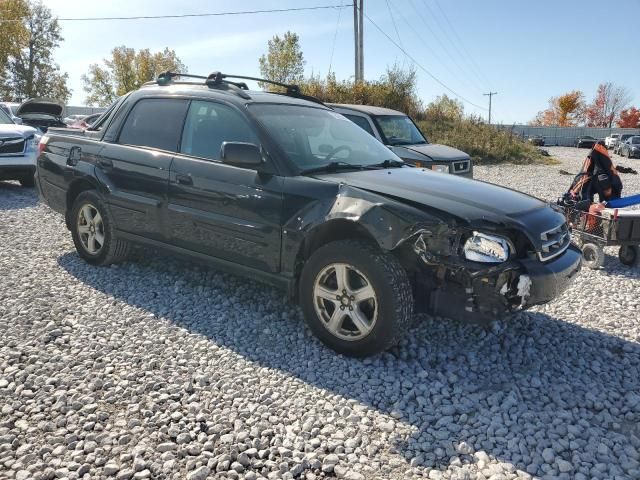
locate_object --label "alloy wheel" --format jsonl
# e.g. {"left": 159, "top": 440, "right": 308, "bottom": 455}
{"left": 77, "top": 203, "right": 105, "bottom": 254}
{"left": 313, "top": 263, "right": 378, "bottom": 341}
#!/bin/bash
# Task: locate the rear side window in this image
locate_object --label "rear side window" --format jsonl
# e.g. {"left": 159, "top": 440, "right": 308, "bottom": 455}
{"left": 118, "top": 98, "right": 189, "bottom": 152}
{"left": 343, "top": 114, "right": 375, "bottom": 136}
{"left": 180, "top": 100, "right": 258, "bottom": 161}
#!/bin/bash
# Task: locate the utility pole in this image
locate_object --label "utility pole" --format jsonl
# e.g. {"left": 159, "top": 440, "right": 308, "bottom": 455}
{"left": 358, "top": 0, "right": 363, "bottom": 81}
{"left": 483, "top": 91, "right": 497, "bottom": 124}
{"left": 354, "top": 0, "right": 364, "bottom": 82}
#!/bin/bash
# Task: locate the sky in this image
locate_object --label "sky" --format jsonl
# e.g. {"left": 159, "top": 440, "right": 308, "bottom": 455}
{"left": 41, "top": 0, "right": 640, "bottom": 124}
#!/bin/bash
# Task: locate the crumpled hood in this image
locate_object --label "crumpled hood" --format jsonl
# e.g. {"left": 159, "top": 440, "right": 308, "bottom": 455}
{"left": 313, "top": 167, "right": 560, "bottom": 230}
{"left": 16, "top": 98, "right": 64, "bottom": 117}
{"left": 0, "top": 124, "right": 38, "bottom": 138}
{"left": 399, "top": 143, "right": 469, "bottom": 161}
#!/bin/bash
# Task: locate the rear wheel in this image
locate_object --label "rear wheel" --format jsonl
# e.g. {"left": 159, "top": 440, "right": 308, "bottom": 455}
{"left": 619, "top": 245, "right": 639, "bottom": 267}
{"left": 299, "top": 240, "right": 413, "bottom": 357}
{"left": 582, "top": 242, "right": 605, "bottom": 269}
{"left": 70, "top": 190, "right": 130, "bottom": 266}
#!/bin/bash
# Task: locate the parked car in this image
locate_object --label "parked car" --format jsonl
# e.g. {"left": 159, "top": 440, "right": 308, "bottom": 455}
{"left": 329, "top": 104, "right": 473, "bottom": 177}
{"left": 620, "top": 136, "right": 640, "bottom": 159}
{"left": 605, "top": 133, "right": 620, "bottom": 149}
{"left": 613, "top": 134, "right": 635, "bottom": 155}
{"left": 0, "top": 106, "right": 40, "bottom": 187}
{"left": 0, "top": 102, "right": 23, "bottom": 124}
{"left": 528, "top": 135, "right": 545, "bottom": 146}
{"left": 16, "top": 98, "right": 67, "bottom": 133}
{"left": 575, "top": 135, "right": 597, "bottom": 148}
{"left": 36, "top": 72, "right": 581, "bottom": 356}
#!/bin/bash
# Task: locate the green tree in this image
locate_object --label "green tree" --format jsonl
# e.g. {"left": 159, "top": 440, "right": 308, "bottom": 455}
{"left": 0, "top": 0, "right": 29, "bottom": 71}
{"left": 1, "top": 0, "right": 70, "bottom": 102}
{"left": 258, "top": 31, "right": 305, "bottom": 88}
{"left": 82, "top": 46, "right": 186, "bottom": 106}
{"left": 425, "top": 95, "right": 464, "bottom": 121}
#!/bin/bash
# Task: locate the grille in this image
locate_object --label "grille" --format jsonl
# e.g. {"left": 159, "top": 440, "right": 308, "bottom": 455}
{"left": 0, "top": 137, "right": 25, "bottom": 155}
{"left": 538, "top": 222, "right": 570, "bottom": 261}
{"left": 453, "top": 160, "right": 470, "bottom": 173}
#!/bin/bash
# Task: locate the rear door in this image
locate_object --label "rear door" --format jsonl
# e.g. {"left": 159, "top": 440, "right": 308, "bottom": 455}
{"left": 97, "top": 98, "right": 189, "bottom": 241}
{"left": 167, "top": 100, "right": 283, "bottom": 273}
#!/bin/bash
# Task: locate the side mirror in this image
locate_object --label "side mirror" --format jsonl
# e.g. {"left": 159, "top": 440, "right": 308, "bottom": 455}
{"left": 14, "top": 117, "right": 22, "bottom": 125}
{"left": 220, "top": 142, "right": 263, "bottom": 168}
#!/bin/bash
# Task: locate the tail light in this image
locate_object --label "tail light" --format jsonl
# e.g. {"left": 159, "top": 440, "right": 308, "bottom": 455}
{"left": 38, "top": 135, "right": 49, "bottom": 155}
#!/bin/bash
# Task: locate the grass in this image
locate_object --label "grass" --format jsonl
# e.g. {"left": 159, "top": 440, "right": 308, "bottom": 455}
{"left": 417, "top": 117, "right": 559, "bottom": 166}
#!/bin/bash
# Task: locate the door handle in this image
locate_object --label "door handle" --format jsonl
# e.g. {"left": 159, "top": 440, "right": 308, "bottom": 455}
{"left": 97, "top": 158, "right": 113, "bottom": 169}
{"left": 175, "top": 173, "right": 193, "bottom": 185}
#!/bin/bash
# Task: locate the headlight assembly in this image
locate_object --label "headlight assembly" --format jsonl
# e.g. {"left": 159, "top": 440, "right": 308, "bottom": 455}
{"left": 431, "top": 164, "right": 449, "bottom": 173}
{"left": 463, "top": 231, "right": 511, "bottom": 263}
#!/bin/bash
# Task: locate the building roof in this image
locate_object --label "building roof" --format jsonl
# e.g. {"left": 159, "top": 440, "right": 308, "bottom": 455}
{"left": 328, "top": 103, "right": 404, "bottom": 116}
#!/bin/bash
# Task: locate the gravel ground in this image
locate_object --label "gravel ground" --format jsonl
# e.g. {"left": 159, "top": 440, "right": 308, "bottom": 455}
{"left": 1, "top": 146, "right": 639, "bottom": 480}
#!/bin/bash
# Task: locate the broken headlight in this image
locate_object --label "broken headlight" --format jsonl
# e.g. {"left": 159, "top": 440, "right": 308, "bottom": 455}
{"left": 463, "top": 232, "right": 511, "bottom": 263}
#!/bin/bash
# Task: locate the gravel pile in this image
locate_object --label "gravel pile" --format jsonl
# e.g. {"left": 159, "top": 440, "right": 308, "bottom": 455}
{"left": 0, "top": 147, "right": 639, "bottom": 480}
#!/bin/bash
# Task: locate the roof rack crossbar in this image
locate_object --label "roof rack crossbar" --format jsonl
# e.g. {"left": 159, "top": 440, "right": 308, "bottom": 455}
{"left": 152, "top": 71, "right": 324, "bottom": 105}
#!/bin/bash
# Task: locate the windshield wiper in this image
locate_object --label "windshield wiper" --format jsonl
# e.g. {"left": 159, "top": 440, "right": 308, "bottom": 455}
{"left": 301, "top": 161, "right": 379, "bottom": 175}
{"left": 371, "top": 159, "right": 405, "bottom": 168}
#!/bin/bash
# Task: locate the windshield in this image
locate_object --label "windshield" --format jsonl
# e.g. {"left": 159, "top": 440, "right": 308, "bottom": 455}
{"left": 0, "top": 108, "right": 14, "bottom": 125}
{"left": 249, "top": 104, "right": 402, "bottom": 170}
{"left": 583, "top": 136, "right": 596, "bottom": 140}
{"left": 375, "top": 115, "right": 427, "bottom": 145}
{"left": 632, "top": 137, "right": 640, "bottom": 144}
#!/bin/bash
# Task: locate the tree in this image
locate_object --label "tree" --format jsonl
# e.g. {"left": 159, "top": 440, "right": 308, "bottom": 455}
{"left": 0, "top": 0, "right": 29, "bottom": 70}
{"left": 530, "top": 90, "right": 584, "bottom": 126}
{"left": 300, "top": 65, "right": 423, "bottom": 118}
{"left": 425, "top": 94, "right": 464, "bottom": 121}
{"left": 82, "top": 46, "right": 186, "bottom": 106}
{"left": 585, "top": 82, "right": 632, "bottom": 128}
{"left": 258, "top": 31, "right": 305, "bottom": 88}
{"left": 617, "top": 107, "right": 640, "bottom": 128}
{"left": 1, "top": 1, "right": 70, "bottom": 102}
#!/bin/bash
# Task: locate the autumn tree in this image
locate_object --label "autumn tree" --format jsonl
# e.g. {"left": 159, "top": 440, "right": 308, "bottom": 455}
{"left": 617, "top": 107, "right": 640, "bottom": 128}
{"left": 82, "top": 46, "right": 186, "bottom": 106}
{"left": 258, "top": 31, "right": 305, "bottom": 89}
{"left": 1, "top": 0, "right": 70, "bottom": 102}
{"left": 530, "top": 90, "right": 585, "bottom": 126}
{"left": 425, "top": 94, "right": 464, "bottom": 121}
{"left": 585, "top": 82, "right": 632, "bottom": 128}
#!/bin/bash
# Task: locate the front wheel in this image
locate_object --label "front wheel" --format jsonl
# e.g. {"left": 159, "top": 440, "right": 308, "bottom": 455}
{"left": 619, "top": 245, "right": 639, "bottom": 267}
{"left": 582, "top": 242, "right": 605, "bottom": 269}
{"left": 70, "top": 190, "right": 130, "bottom": 266}
{"left": 299, "top": 240, "right": 413, "bottom": 357}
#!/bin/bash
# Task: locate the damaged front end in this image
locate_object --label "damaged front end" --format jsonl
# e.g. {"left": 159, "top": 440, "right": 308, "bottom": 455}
{"left": 404, "top": 223, "right": 581, "bottom": 322}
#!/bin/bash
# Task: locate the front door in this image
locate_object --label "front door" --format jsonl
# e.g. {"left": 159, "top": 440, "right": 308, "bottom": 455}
{"left": 167, "top": 100, "right": 283, "bottom": 273}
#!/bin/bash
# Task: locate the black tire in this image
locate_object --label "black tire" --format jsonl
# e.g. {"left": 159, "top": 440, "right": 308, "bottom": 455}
{"left": 70, "top": 190, "right": 130, "bottom": 266}
{"left": 299, "top": 239, "right": 413, "bottom": 357}
{"left": 581, "top": 242, "right": 605, "bottom": 269}
{"left": 618, "top": 245, "right": 639, "bottom": 267}
{"left": 19, "top": 176, "right": 35, "bottom": 188}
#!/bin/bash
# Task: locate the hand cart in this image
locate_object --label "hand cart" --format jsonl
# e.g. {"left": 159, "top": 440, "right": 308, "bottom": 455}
{"left": 560, "top": 194, "right": 640, "bottom": 269}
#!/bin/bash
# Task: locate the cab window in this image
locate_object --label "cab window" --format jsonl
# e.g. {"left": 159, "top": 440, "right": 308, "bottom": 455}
{"left": 343, "top": 114, "right": 375, "bottom": 137}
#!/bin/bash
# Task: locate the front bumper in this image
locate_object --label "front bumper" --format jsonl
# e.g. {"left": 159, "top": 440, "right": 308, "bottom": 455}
{"left": 421, "top": 244, "right": 582, "bottom": 320}
{"left": 518, "top": 244, "right": 581, "bottom": 307}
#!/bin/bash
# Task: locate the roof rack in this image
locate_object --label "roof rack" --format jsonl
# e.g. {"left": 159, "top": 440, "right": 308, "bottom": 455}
{"left": 150, "top": 71, "right": 325, "bottom": 105}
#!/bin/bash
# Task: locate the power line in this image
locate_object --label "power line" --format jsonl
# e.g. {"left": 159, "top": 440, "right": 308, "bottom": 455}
{"left": 364, "top": 12, "right": 487, "bottom": 110}
{"left": 432, "top": 0, "right": 493, "bottom": 90}
{"left": 328, "top": 5, "right": 344, "bottom": 75}
{"left": 403, "top": 0, "right": 484, "bottom": 94}
{"left": 0, "top": 4, "right": 353, "bottom": 23}
{"left": 384, "top": 0, "right": 403, "bottom": 48}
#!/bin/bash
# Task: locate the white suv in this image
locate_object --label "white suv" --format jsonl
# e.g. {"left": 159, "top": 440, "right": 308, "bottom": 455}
{"left": 605, "top": 133, "right": 621, "bottom": 149}
{"left": 0, "top": 107, "right": 40, "bottom": 187}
